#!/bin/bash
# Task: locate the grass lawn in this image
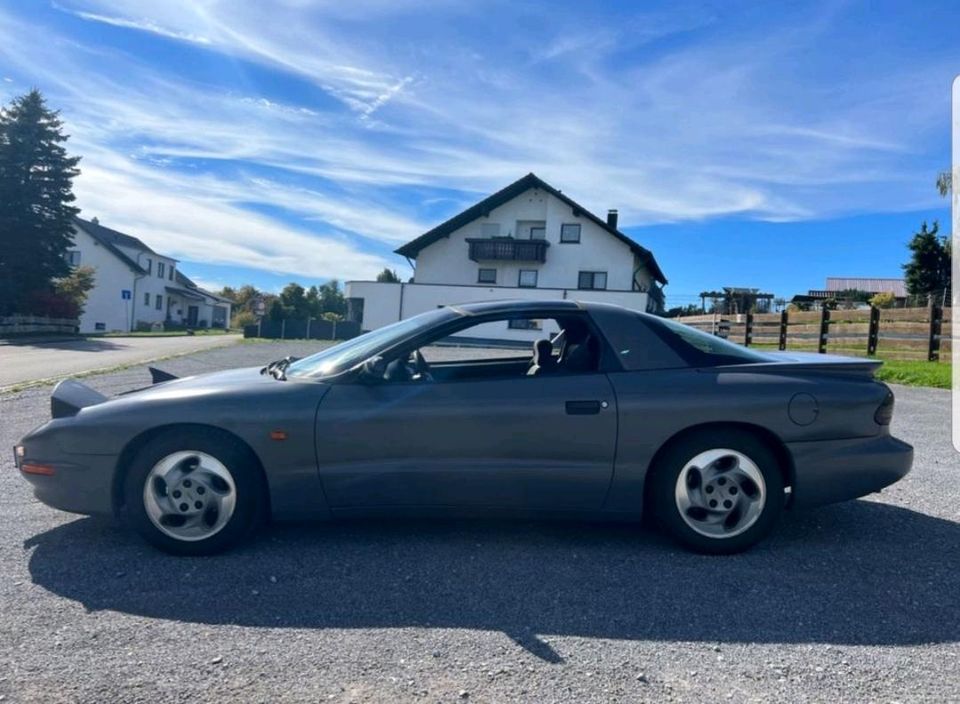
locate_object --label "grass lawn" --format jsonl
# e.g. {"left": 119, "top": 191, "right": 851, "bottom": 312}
{"left": 874, "top": 359, "right": 951, "bottom": 389}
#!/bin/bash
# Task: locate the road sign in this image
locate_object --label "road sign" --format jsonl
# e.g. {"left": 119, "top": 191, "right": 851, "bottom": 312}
{"left": 121, "top": 289, "right": 132, "bottom": 300}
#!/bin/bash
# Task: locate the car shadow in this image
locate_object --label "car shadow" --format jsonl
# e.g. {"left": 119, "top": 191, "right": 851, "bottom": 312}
{"left": 24, "top": 499, "right": 960, "bottom": 662}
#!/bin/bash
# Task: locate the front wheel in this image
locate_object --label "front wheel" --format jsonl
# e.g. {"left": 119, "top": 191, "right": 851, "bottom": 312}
{"left": 649, "top": 430, "right": 784, "bottom": 554}
{"left": 123, "top": 429, "right": 265, "bottom": 555}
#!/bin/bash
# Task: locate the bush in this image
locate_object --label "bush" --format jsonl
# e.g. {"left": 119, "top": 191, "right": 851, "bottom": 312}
{"left": 870, "top": 291, "right": 897, "bottom": 309}
{"left": 232, "top": 310, "right": 257, "bottom": 329}
{"left": 25, "top": 290, "right": 80, "bottom": 318}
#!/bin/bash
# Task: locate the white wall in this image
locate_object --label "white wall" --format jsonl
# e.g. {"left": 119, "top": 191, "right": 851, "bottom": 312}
{"left": 345, "top": 280, "right": 650, "bottom": 342}
{"left": 69, "top": 227, "right": 137, "bottom": 333}
{"left": 412, "top": 186, "right": 653, "bottom": 293}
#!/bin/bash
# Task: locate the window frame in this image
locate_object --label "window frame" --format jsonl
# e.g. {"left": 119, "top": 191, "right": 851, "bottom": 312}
{"left": 578, "top": 271, "right": 608, "bottom": 290}
{"left": 144, "top": 292, "right": 150, "bottom": 306}
{"left": 158, "top": 262, "right": 165, "bottom": 279}
{"left": 155, "top": 294, "right": 163, "bottom": 311}
{"left": 560, "top": 223, "right": 581, "bottom": 243}
{"left": 529, "top": 226, "right": 546, "bottom": 240}
{"left": 517, "top": 269, "right": 538, "bottom": 288}
{"left": 477, "top": 268, "right": 497, "bottom": 284}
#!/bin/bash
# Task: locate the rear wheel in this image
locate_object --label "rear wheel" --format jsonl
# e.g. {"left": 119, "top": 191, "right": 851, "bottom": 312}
{"left": 123, "top": 429, "right": 264, "bottom": 555}
{"left": 650, "top": 429, "right": 784, "bottom": 554}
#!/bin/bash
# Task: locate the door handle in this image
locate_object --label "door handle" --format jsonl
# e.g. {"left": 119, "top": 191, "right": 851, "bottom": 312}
{"left": 565, "top": 400, "right": 607, "bottom": 415}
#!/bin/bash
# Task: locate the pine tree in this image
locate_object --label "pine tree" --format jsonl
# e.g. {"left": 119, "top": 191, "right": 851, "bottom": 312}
{"left": 0, "top": 89, "right": 81, "bottom": 314}
{"left": 902, "top": 221, "right": 951, "bottom": 304}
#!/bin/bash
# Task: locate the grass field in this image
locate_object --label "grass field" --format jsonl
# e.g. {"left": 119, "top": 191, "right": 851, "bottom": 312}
{"left": 874, "top": 359, "right": 951, "bottom": 389}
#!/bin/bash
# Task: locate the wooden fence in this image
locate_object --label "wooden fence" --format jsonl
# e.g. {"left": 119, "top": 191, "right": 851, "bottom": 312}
{"left": 0, "top": 315, "right": 79, "bottom": 336}
{"left": 675, "top": 305, "right": 951, "bottom": 362}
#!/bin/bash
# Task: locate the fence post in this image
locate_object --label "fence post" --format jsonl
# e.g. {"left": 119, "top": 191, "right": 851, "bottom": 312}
{"left": 778, "top": 310, "right": 788, "bottom": 351}
{"left": 928, "top": 303, "right": 942, "bottom": 362}
{"left": 818, "top": 306, "right": 830, "bottom": 354}
{"left": 332, "top": 320, "right": 337, "bottom": 340}
{"left": 306, "top": 317, "right": 312, "bottom": 339}
{"left": 744, "top": 312, "right": 753, "bottom": 346}
{"left": 867, "top": 306, "right": 880, "bottom": 356}
{"left": 281, "top": 319, "right": 286, "bottom": 340}
{"left": 257, "top": 317, "right": 262, "bottom": 338}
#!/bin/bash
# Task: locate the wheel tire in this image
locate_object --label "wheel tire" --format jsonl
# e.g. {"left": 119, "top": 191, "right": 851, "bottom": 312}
{"left": 649, "top": 429, "right": 784, "bottom": 555}
{"left": 123, "top": 428, "right": 265, "bottom": 555}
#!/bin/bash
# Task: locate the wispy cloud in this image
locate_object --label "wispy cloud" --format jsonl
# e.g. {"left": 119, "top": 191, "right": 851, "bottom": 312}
{"left": 0, "top": 0, "right": 955, "bottom": 290}
{"left": 56, "top": 5, "right": 212, "bottom": 44}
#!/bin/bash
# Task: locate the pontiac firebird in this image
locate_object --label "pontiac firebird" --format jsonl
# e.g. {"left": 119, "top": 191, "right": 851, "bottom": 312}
{"left": 15, "top": 300, "right": 913, "bottom": 555}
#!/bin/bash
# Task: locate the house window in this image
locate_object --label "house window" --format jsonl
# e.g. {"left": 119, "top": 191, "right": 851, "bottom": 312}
{"left": 477, "top": 268, "right": 497, "bottom": 284}
{"left": 529, "top": 226, "right": 546, "bottom": 240}
{"left": 560, "top": 223, "right": 581, "bottom": 243}
{"left": 518, "top": 269, "right": 538, "bottom": 288}
{"left": 156, "top": 294, "right": 163, "bottom": 310}
{"left": 169, "top": 265, "right": 174, "bottom": 281}
{"left": 144, "top": 292, "right": 150, "bottom": 306}
{"left": 64, "top": 250, "right": 81, "bottom": 266}
{"left": 508, "top": 318, "right": 542, "bottom": 330}
{"left": 480, "top": 222, "right": 501, "bottom": 238}
{"left": 578, "top": 271, "right": 608, "bottom": 290}
{"left": 145, "top": 258, "right": 153, "bottom": 274}
{"left": 158, "top": 262, "right": 165, "bottom": 278}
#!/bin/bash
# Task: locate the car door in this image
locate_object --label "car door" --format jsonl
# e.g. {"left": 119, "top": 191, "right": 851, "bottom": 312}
{"left": 314, "top": 371, "right": 618, "bottom": 511}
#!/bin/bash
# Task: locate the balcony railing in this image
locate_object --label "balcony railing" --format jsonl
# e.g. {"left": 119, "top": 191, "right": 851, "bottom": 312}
{"left": 466, "top": 238, "right": 549, "bottom": 263}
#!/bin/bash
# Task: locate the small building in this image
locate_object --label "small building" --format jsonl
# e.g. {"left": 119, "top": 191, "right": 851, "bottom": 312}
{"left": 66, "top": 217, "right": 230, "bottom": 333}
{"left": 345, "top": 173, "right": 667, "bottom": 340}
{"left": 791, "top": 277, "right": 907, "bottom": 310}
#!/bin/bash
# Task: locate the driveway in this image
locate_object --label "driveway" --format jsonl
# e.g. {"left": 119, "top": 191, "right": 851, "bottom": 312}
{"left": 1, "top": 342, "right": 958, "bottom": 702}
{"left": 0, "top": 334, "right": 241, "bottom": 389}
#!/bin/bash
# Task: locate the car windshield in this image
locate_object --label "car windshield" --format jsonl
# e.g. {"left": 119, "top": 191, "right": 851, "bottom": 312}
{"left": 647, "top": 315, "right": 775, "bottom": 365}
{"left": 285, "top": 308, "right": 457, "bottom": 378}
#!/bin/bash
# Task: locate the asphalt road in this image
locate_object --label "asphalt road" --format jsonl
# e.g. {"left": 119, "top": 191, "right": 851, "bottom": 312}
{"left": 1, "top": 342, "right": 958, "bottom": 703}
{"left": 0, "top": 334, "right": 242, "bottom": 390}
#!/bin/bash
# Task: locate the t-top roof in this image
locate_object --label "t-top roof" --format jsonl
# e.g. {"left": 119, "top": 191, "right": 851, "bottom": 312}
{"left": 394, "top": 173, "right": 667, "bottom": 285}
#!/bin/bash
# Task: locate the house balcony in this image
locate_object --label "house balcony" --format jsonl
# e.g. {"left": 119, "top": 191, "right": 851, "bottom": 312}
{"left": 466, "top": 238, "right": 549, "bottom": 263}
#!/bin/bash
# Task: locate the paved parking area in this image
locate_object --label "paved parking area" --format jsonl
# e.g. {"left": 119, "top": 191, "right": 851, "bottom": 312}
{"left": 1, "top": 341, "right": 958, "bottom": 702}
{"left": 0, "top": 334, "right": 241, "bottom": 390}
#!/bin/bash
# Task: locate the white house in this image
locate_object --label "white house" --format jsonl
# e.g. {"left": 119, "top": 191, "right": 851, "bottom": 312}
{"left": 67, "top": 217, "right": 230, "bottom": 333}
{"left": 345, "top": 173, "right": 667, "bottom": 341}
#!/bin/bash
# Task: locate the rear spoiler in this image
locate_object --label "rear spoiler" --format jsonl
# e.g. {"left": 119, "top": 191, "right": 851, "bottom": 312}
{"left": 149, "top": 367, "right": 179, "bottom": 384}
{"left": 51, "top": 380, "right": 107, "bottom": 419}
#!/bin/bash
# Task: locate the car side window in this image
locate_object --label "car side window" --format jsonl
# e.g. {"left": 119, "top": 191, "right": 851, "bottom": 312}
{"left": 378, "top": 314, "right": 603, "bottom": 383}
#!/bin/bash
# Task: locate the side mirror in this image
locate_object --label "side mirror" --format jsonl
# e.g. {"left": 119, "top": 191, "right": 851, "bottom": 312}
{"left": 360, "top": 355, "right": 387, "bottom": 382}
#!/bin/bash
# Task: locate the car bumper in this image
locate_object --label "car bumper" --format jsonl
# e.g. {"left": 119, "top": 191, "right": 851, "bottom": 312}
{"left": 788, "top": 433, "right": 914, "bottom": 509}
{"left": 15, "top": 450, "right": 116, "bottom": 516}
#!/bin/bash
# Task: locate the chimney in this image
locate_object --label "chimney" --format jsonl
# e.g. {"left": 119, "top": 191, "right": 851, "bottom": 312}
{"left": 606, "top": 209, "right": 618, "bottom": 229}
{"left": 91, "top": 216, "right": 99, "bottom": 225}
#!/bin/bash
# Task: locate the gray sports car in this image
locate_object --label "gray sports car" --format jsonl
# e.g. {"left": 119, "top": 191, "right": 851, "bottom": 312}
{"left": 15, "top": 300, "right": 913, "bottom": 555}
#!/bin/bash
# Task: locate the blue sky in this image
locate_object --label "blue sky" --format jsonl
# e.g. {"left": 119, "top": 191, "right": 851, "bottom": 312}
{"left": 0, "top": 0, "right": 954, "bottom": 305}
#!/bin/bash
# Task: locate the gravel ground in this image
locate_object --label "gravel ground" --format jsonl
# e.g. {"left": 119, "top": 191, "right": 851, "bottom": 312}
{"left": 1, "top": 341, "right": 958, "bottom": 703}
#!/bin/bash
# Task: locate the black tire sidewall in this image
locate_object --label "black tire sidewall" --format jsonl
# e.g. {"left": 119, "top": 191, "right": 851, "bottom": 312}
{"left": 651, "top": 429, "right": 784, "bottom": 554}
{"left": 123, "top": 429, "right": 263, "bottom": 556}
